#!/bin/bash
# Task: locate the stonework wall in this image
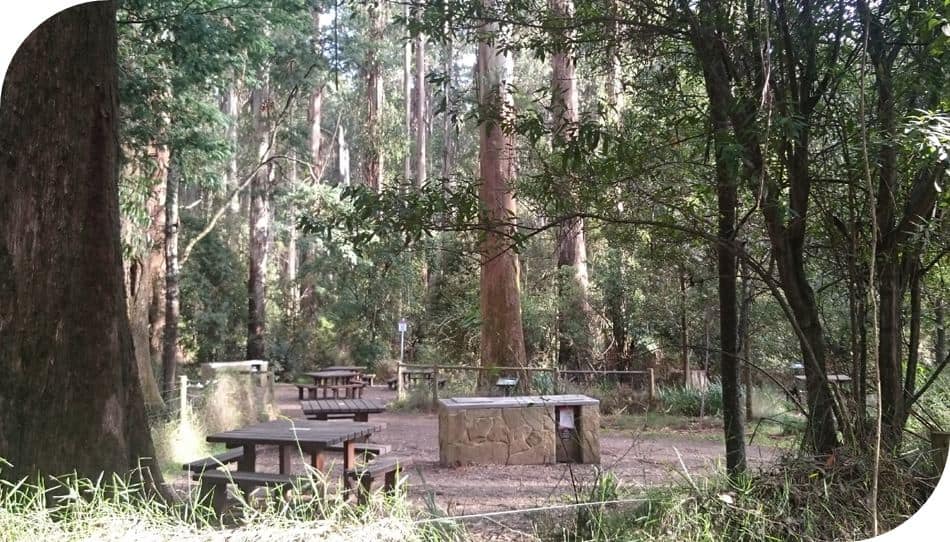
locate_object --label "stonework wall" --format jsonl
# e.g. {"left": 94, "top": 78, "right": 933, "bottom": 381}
{"left": 439, "top": 403, "right": 600, "bottom": 466}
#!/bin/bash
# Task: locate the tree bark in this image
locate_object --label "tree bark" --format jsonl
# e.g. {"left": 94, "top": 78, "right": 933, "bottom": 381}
{"left": 477, "top": 0, "right": 527, "bottom": 384}
{"left": 127, "top": 143, "right": 167, "bottom": 409}
{"left": 247, "top": 87, "right": 272, "bottom": 360}
{"left": 162, "top": 151, "right": 181, "bottom": 394}
{"left": 224, "top": 83, "right": 240, "bottom": 212}
{"left": 362, "top": 1, "right": 385, "bottom": 192}
{"left": 679, "top": 269, "right": 691, "bottom": 386}
{"left": 550, "top": 0, "right": 594, "bottom": 371}
{"left": 0, "top": 0, "right": 162, "bottom": 482}
{"left": 936, "top": 296, "right": 946, "bottom": 368}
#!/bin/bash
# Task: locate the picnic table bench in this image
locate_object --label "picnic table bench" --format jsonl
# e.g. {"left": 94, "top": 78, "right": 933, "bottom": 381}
{"left": 301, "top": 398, "right": 386, "bottom": 422}
{"left": 189, "top": 419, "right": 383, "bottom": 514}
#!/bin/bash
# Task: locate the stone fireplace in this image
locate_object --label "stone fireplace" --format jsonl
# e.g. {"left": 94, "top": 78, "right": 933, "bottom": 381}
{"left": 437, "top": 395, "right": 600, "bottom": 466}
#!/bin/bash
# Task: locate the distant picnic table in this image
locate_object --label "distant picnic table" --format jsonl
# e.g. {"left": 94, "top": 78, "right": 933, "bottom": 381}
{"left": 298, "top": 369, "right": 364, "bottom": 399}
{"left": 301, "top": 398, "right": 387, "bottom": 422}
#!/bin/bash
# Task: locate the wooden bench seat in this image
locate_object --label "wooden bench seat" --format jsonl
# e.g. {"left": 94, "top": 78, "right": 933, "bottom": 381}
{"left": 345, "top": 457, "right": 409, "bottom": 506}
{"left": 195, "top": 469, "right": 309, "bottom": 514}
{"left": 182, "top": 448, "right": 244, "bottom": 474}
{"left": 326, "top": 442, "right": 391, "bottom": 457}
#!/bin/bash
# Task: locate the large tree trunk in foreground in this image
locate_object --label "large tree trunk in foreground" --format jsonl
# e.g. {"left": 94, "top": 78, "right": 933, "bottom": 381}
{"left": 0, "top": 1, "right": 161, "bottom": 482}
{"left": 247, "top": 87, "right": 272, "bottom": 360}
{"left": 550, "top": 0, "right": 594, "bottom": 370}
{"left": 477, "top": 0, "right": 527, "bottom": 384}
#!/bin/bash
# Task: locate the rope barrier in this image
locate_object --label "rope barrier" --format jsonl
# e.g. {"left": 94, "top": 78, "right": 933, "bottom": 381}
{"left": 413, "top": 497, "right": 649, "bottom": 524}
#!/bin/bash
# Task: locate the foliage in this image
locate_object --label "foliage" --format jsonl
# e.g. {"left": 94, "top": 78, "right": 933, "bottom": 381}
{"left": 657, "top": 383, "right": 724, "bottom": 418}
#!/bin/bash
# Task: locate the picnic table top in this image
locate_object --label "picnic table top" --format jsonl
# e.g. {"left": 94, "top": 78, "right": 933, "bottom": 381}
{"left": 206, "top": 419, "right": 382, "bottom": 447}
{"left": 438, "top": 394, "right": 599, "bottom": 411}
{"left": 794, "top": 374, "right": 852, "bottom": 382}
{"left": 300, "top": 398, "right": 387, "bottom": 416}
{"left": 324, "top": 365, "right": 367, "bottom": 372}
{"left": 305, "top": 369, "right": 360, "bottom": 380}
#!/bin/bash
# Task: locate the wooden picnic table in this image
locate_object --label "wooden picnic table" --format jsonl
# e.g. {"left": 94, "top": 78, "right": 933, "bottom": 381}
{"left": 206, "top": 419, "right": 383, "bottom": 475}
{"left": 303, "top": 369, "right": 363, "bottom": 399}
{"left": 324, "top": 365, "right": 367, "bottom": 373}
{"left": 301, "top": 398, "right": 386, "bottom": 422}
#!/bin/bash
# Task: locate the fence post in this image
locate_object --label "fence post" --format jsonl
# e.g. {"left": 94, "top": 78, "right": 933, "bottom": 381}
{"left": 648, "top": 368, "right": 656, "bottom": 403}
{"left": 396, "top": 363, "right": 405, "bottom": 401}
{"left": 179, "top": 374, "right": 188, "bottom": 424}
{"left": 554, "top": 367, "right": 561, "bottom": 394}
{"left": 431, "top": 361, "right": 439, "bottom": 411}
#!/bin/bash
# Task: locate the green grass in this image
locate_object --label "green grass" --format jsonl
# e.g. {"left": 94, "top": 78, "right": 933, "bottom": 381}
{"left": 0, "top": 460, "right": 464, "bottom": 542}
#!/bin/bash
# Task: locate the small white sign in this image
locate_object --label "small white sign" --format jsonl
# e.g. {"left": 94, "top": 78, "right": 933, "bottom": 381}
{"left": 398, "top": 319, "right": 408, "bottom": 332}
{"left": 558, "top": 407, "right": 575, "bottom": 429}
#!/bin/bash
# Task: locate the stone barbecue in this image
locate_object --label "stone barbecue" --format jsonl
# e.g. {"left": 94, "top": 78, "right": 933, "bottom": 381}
{"left": 438, "top": 395, "right": 600, "bottom": 466}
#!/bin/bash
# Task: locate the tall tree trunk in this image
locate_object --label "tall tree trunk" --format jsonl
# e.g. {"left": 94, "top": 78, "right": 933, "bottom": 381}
{"left": 0, "top": 0, "right": 162, "bottom": 482}
{"left": 414, "top": 27, "right": 427, "bottom": 188}
{"left": 162, "top": 151, "right": 181, "bottom": 393}
{"left": 362, "top": 1, "right": 385, "bottom": 192}
{"left": 936, "top": 296, "right": 946, "bottom": 368}
{"left": 287, "top": 157, "right": 300, "bottom": 315}
{"left": 224, "top": 84, "right": 240, "bottom": 212}
{"left": 247, "top": 87, "right": 272, "bottom": 360}
{"left": 477, "top": 0, "right": 527, "bottom": 384}
{"left": 679, "top": 270, "right": 691, "bottom": 386}
{"left": 403, "top": 2, "right": 413, "bottom": 182}
{"left": 308, "top": 87, "right": 323, "bottom": 180}
{"left": 550, "top": 0, "right": 594, "bottom": 371}
{"left": 739, "top": 257, "right": 754, "bottom": 420}
{"left": 127, "top": 142, "right": 167, "bottom": 409}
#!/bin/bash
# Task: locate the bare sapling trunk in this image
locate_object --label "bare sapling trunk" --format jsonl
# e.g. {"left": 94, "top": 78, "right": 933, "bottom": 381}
{"left": 477, "top": 0, "right": 527, "bottom": 385}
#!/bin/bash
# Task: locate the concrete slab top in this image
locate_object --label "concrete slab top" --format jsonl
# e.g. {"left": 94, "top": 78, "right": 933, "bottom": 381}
{"left": 438, "top": 394, "right": 599, "bottom": 410}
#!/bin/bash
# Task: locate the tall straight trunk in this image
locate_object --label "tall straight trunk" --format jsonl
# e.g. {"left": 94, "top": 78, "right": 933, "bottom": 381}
{"left": 414, "top": 29, "right": 427, "bottom": 187}
{"left": 247, "top": 87, "right": 272, "bottom": 360}
{"left": 162, "top": 151, "right": 181, "bottom": 393}
{"left": 403, "top": 3, "right": 413, "bottom": 182}
{"left": 902, "top": 262, "right": 922, "bottom": 428}
{"left": 550, "top": 0, "right": 594, "bottom": 370}
{"left": 605, "top": 0, "right": 623, "bottom": 117}
{"left": 936, "top": 296, "right": 946, "bottom": 366}
{"left": 224, "top": 84, "right": 240, "bottom": 212}
{"left": 440, "top": 35, "right": 454, "bottom": 180}
{"left": 0, "top": 0, "right": 162, "bottom": 482}
{"left": 477, "top": 0, "right": 527, "bottom": 383}
{"left": 679, "top": 270, "right": 691, "bottom": 386}
{"left": 308, "top": 87, "right": 323, "bottom": 180}
{"left": 739, "top": 257, "right": 754, "bottom": 420}
{"left": 363, "top": 1, "right": 385, "bottom": 191}
{"left": 127, "top": 142, "right": 168, "bottom": 409}
{"left": 698, "top": 39, "right": 747, "bottom": 474}
{"left": 287, "top": 158, "right": 300, "bottom": 315}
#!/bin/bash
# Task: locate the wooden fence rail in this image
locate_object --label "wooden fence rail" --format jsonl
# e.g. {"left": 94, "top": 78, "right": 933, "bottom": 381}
{"left": 394, "top": 363, "right": 656, "bottom": 410}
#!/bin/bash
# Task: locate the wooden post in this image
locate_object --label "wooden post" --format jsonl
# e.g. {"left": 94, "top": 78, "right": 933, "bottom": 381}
{"left": 431, "top": 361, "right": 439, "bottom": 411}
{"left": 179, "top": 374, "right": 188, "bottom": 424}
{"left": 554, "top": 367, "right": 561, "bottom": 394}
{"left": 648, "top": 368, "right": 656, "bottom": 402}
{"left": 396, "top": 362, "right": 405, "bottom": 400}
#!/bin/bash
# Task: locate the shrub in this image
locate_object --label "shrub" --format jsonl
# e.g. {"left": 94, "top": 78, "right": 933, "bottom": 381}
{"left": 656, "top": 382, "right": 723, "bottom": 417}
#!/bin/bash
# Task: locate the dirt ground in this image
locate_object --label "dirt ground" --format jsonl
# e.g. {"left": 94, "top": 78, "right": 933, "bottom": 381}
{"left": 176, "top": 383, "right": 782, "bottom": 540}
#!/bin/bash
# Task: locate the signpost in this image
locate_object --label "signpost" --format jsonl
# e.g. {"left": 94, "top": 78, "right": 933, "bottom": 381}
{"left": 397, "top": 318, "right": 407, "bottom": 400}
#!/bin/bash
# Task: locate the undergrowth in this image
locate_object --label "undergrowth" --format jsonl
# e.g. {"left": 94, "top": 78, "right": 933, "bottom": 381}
{"left": 0, "top": 460, "right": 463, "bottom": 542}
{"left": 540, "top": 445, "right": 941, "bottom": 542}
